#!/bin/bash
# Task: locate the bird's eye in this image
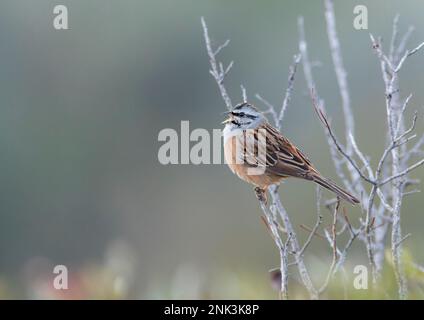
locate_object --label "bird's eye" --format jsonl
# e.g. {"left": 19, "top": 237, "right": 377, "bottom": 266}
{"left": 238, "top": 112, "right": 245, "bottom": 117}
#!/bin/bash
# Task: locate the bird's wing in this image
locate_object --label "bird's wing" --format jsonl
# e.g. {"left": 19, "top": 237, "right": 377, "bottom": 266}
{"left": 263, "top": 123, "right": 319, "bottom": 179}
{"left": 252, "top": 122, "right": 360, "bottom": 204}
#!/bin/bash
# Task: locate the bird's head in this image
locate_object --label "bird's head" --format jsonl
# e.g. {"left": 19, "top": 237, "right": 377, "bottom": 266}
{"left": 222, "top": 102, "right": 264, "bottom": 129}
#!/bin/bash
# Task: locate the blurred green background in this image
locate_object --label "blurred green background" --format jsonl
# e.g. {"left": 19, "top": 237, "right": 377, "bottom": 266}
{"left": 0, "top": 0, "right": 423, "bottom": 299}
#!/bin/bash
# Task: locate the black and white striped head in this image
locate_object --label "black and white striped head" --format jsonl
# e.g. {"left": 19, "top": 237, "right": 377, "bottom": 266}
{"left": 222, "top": 103, "right": 264, "bottom": 129}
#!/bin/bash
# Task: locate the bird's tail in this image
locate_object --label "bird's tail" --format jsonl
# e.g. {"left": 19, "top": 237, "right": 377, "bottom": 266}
{"left": 311, "top": 173, "right": 360, "bottom": 205}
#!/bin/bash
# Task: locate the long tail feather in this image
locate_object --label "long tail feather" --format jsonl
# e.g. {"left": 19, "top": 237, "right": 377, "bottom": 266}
{"left": 311, "top": 174, "right": 360, "bottom": 205}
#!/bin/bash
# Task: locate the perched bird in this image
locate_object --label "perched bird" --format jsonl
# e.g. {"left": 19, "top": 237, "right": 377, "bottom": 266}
{"left": 222, "top": 102, "right": 360, "bottom": 205}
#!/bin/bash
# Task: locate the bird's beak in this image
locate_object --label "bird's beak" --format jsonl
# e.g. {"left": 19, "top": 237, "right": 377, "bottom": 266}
{"left": 222, "top": 117, "right": 232, "bottom": 124}
{"left": 222, "top": 111, "right": 233, "bottom": 124}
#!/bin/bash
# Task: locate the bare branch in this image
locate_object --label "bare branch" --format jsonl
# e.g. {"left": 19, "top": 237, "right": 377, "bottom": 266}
{"left": 300, "top": 224, "right": 325, "bottom": 240}
{"left": 408, "top": 134, "right": 424, "bottom": 160}
{"left": 201, "top": 17, "right": 233, "bottom": 110}
{"left": 213, "top": 39, "right": 230, "bottom": 56}
{"left": 389, "top": 14, "right": 400, "bottom": 62}
{"left": 298, "top": 189, "right": 323, "bottom": 257}
{"left": 324, "top": 0, "right": 355, "bottom": 152}
{"left": 331, "top": 200, "right": 339, "bottom": 262}
{"left": 395, "top": 41, "right": 424, "bottom": 72}
{"left": 269, "top": 186, "right": 319, "bottom": 299}
{"left": 299, "top": 15, "right": 359, "bottom": 195}
{"left": 380, "top": 158, "right": 424, "bottom": 187}
{"left": 240, "top": 84, "right": 247, "bottom": 102}
{"left": 333, "top": 229, "right": 360, "bottom": 275}
{"left": 370, "top": 18, "right": 424, "bottom": 298}
{"left": 298, "top": 16, "right": 316, "bottom": 91}
{"left": 319, "top": 199, "right": 340, "bottom": 293}
{"left": 349, "top": 133, "right": 395, "bottom": 212}
{"left": 396, "top": 111, "right": 418, "bottom": 143}
{"left": 395, "top": 25, "right": 414, "bottom": 62}
{"left": 370, "top": 34, "right": 395, "bottom": 72}
{"left": 255, "top": 94, "right": 279, "bottom": 125}
{"left": 395, "top": 233, "right": 411, "bottom": 248}
{"left": 279, "top": 54, "right": 301, "bottom": 128}
{"left": 204, "top": 8, "right": 424, "bottom": 300}
{"left": 260, "top": 200, "right": 291, "bottom": 299}
{"left": 256, "top": 53, "right": 301, "bottom": 130}
{"left": 395, "top": 94, "right": 413, "bottom": 136}
{"left": 349, "top": 133, "right": 374, "bottom": 180}
{"left": 311, "top": 93, "right": 376, "bottom": 185}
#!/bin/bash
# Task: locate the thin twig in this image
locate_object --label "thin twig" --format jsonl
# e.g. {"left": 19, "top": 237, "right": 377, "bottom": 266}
{"left": 380, "top": 159, "right": 424, "bottom": 187}
{"left": 298, "top": 214, "right": 323, "bottom": 257}
{"left": 240, "top": 85, "right": 247, "bottom": 103}
{"left": 278, "top": 54, "right": 301, "bottom": 129}
{"left": 201, "top": 17, "right": 233, "bottom": 110}
{"left": 319, "top": 199, "right": 340, "bottom": 293}
{"left": 324, "top": 0, "right": 355, "bottom": 153}
{"left": 311, "top": 92, "right": 376, "bottom": 185}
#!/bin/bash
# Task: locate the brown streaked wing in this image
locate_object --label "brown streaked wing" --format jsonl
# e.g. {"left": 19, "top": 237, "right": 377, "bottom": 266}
{"left": 261, "top": 122, "right": 319, "bottom": 179}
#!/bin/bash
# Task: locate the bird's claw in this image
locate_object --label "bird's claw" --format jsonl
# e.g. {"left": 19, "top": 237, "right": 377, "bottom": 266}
{"left": 254, "top": 187, "right": 268, "bottom": 204}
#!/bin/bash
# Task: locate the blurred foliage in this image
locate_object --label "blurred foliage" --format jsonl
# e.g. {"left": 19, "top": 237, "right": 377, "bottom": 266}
{"left": 0, "top": 243, "right": 423, "bottom": 299}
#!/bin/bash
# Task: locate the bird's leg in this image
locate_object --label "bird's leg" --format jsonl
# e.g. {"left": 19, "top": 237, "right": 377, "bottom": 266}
{"left": 254, "top": 187, "right": 268, "bottom": 205}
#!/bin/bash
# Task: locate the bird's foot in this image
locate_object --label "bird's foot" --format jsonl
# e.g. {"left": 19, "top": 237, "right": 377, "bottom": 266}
{"left": 254, "top": 187, "right": 268, "bottom": 205}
